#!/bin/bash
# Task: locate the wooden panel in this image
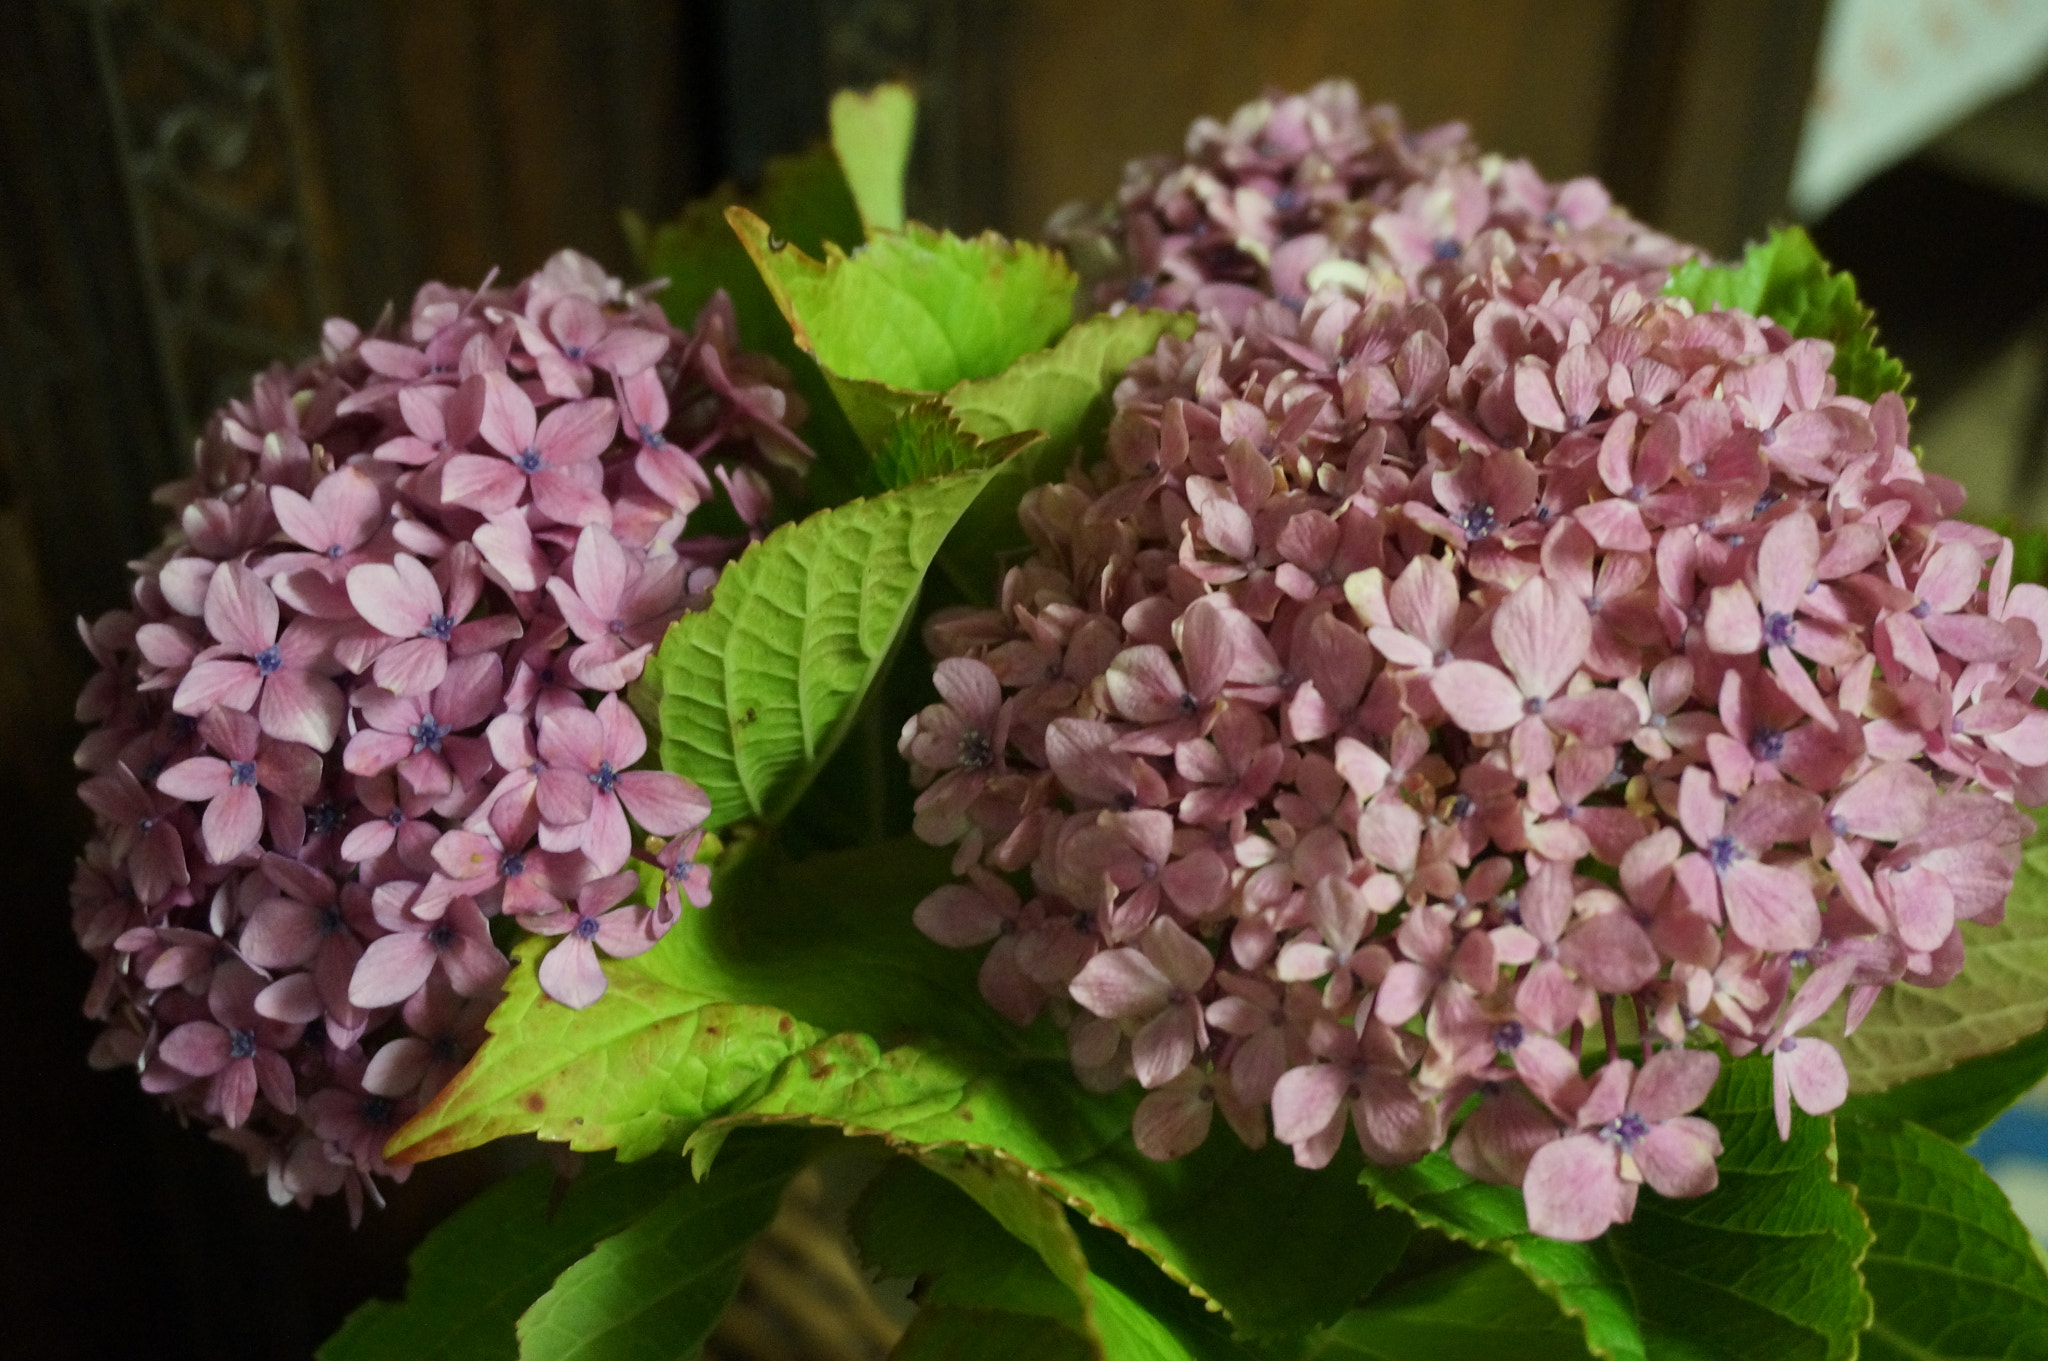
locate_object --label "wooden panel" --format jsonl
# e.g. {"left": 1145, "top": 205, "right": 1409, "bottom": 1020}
{"left": 1001, "top": 0, "right": 1630, "bottom": 234}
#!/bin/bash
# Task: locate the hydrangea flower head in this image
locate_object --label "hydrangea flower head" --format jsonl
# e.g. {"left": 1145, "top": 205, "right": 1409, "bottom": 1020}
{"left": 72, "top": 252, "right": 791, "bottom": 1214}
{"left": 906, "top": 91, "right": 2047, "bottom": 1242}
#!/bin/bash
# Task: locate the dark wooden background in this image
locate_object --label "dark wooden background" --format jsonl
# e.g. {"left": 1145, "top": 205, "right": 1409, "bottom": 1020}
{"left": 0, "top": 2, "right": 1846, "bottom": 1355}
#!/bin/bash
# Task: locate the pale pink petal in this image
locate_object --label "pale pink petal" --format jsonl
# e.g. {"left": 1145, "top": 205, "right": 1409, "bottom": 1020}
{"left": 1781, "top": 1038, "right": 1849, "bottom": 1118}
{"left": 159, "top": 1021, "right": 231, "bottom": 1076}
{"left": 1271, "top": 1064, "right": 1350, "bottom": 1145}
{"left": 347, "top": 555, "right": 438, "bottom": 638}
{"left": 259, "top": 669, "right": 345, "bottom": 751}
{"left": 348, "top": 933, "right": 437, "bottom": 1008}
{"left": 202, "top": 786, "right": 264, "bottom": 863}
{"left": 914, "top": 884, "right": 1006, "bottom": 947}
{"left": 1431, "top": 660, "right": 1525, "bottom": 733}
{"left": 1757, "top": 513, "right": 1819, "bottom": 615}
{"left": 537, "top": 936, "right": 610, "bottom": 1009}
{"left": 1492, "top": 576, "right": 1589, "bottom": 699}
{"left": 1630, "top": 1049, "right": 1720, "bottom": 1122}
{"left": 157, "top": 756, "right": 230, "bottom": 801}
{"left": 1721, "top": 860, "right": 1820, "bottom": 953}
{"left": 478, "top": 372, "right": 538, "bottom": 457}
{"left": 1636, "top": 1116, "right": 1722, "bottom": 1199}
{"left": 1069, "top": 947, "right": 1172, "bottom": 1019}
{"left": 204, "top": 564, "right": 279, "bottom": 656}
{"left": 1524, "top": 1134, "right": 1624, "bottom": 1241}
{"left": 1704, "top": 582, "right": 1762, "bottom": 654}
{"left": 535, "top": 398, "right": 619, "bottom": 464}
{"left": 1134, "top": 1079, "right": 1216, "bottom": 1160}
{"left": 1132, "top": 1007, "right": 1197, "bottom": 1088}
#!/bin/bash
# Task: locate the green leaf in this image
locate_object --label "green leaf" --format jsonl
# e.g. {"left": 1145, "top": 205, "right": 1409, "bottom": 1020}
{"left": 632, "top": 146, "right": 869, "bottom": 507}
{"left": 1662, "top": 225, "right": 1908, "bottom": 402}
{"left": 319, "top": 1155, "right": 688, "bottom": 1361}
{"left": 1307, "top": 1255, "right": 1592, "bottom": 1361}
{"left": 1814, "top": 817, "right": 2048, "bottom": 1101}
{"left": 942, "top": 309, "right": 1193, "bottom": 459}
{"left": 830, "top": 83, "right": 916, "bottom": 235}
{"left": 869, "top": 401, "right": 1042, "bottom": 492}
{"left": 1841, "top": 1023, "right": 2048, "bottom": 1144}
{"left": 852, "top": 1156, "right": 1092, "bottom": 1333}
{"left": 1837, "top": 1117, "right": 2048, "bottom": 1361}
{"left": 516, "top": 1128, "right": 817, "bottom": 1360}
{"left": 730, "top": 208, "right": 1076, "bottom": 450}
{"left": 853, "top": 1156, "right": 1257, "bottom": 1361}
{"left": 656, "top": 470, "right": 990, "bottom": 830}
{"left": 394, "top": 838, "right": 1408, "bottom": 1343}
{"left": 889, "top": 1308, "right": 1094, "bottom": 1361}
{"left": 930, "top": 309, "right": 1192, "bottom": 597}
{"left": 1360, "top": 1058, "right": 1872, "bottom": 1361}
{"left": 390, "top": 840, "right": 989, "bottom": 1164}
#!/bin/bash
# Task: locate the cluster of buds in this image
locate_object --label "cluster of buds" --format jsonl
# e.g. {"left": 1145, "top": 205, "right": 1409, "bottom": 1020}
{"left": 1050, "top": 78, "right": 1688, "bottom": 318}
{"left": 72, "top": 251, "right": 797, "bottom": 1215}
{"left": 906, "top": 95, "right": 2045, "bottom": 1241}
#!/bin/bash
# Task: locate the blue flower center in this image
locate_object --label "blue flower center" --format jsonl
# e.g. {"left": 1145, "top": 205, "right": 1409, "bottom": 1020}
{"left": 1431, "top": 237, "right": 1461, "bottom": 261}
{"left": 1750, "top": 726, "right": 1786, "bottom": 762}
{"left": 517, "top": 447, "right": 546, "bottom": 474}
{"left": 427, "top": 923, "right": 456, "bottom": 950}
{"left": 1762, "top": 612, "right": 1796, "bottom": 648}
{"left": 228, "top": 760, "right": 258, "bottom": 787}
{"left": 1602, "top": 1111, "right": 1650, "bottom": 1150}
{"left": 563, "top": 343, "right": 586, "bottom": 360}
{"left": 409, "top": 713, "right": 448, "bottom": 754}
{"left": 500, "top": 852, "right": 526, "bottom": 879}
{"left": 575, "top": 915, "right": 602, "bottom": 940}
{"left": 590, "top": 761, "right": 619, "bottom": 794}
{"left": 637, "top": 422, "right": 666, "bottom": 446}
{"left": 1457, "top": 503, "right": 1496, "bottom": 539}
{"left": 227, "top": 1028, "right": 257, "bottom": 1060}
{"left": 254, "top": 645, "right": 284, "bottom": 676}
{"left": 958, "top": 729, "right": 994, "bottom": 770}
{"left": 424, "top": 613, "right": 455, "bottom": 642}
{"left": 309, "top": 800, "right": 344, "bottom": 834}
{"left": 1708, "top": 835, "right": 1740, "bottom": 871}
{"left": 1493, "top": 1021, "right": 1525, "bottom": 1051}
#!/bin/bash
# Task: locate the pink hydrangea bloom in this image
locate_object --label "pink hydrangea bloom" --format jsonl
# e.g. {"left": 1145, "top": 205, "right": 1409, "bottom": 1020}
{"left": 907, "top": 101, "right": 2044, "bottom": 1243}
{"left": 71, "top": 252, "right": 781, "bottom": 1214}
{"left": 1047, "top": 79, "right": 1689, "bottom": 316}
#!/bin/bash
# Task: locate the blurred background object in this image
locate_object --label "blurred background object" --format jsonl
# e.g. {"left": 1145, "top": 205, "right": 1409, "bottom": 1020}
{"left": 6, "top": 1, "right": 2048, "bottom": 1355}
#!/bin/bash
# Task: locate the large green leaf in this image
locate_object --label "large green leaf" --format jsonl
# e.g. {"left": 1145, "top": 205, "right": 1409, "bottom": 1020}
{"left": 852, "top": 1156, "right": 1256, "bottom": 1361}
{"left": 853, "top": 1156, "right": 1093, "bottom": 1334}
{"left": 319, "top": 1155, "right": 689, "bottom": 1361}
{"left": 1837, "top": 1117, "right": 2048, "bottom": 1361}
{"left": 629, "top": 144, "right": 869, "bottom": 507}
{"left": 516, "top": 1128, "right": 817, "bottom": 1360}
{"left": 656, "top": 470, "right": 990, "bottom": 830}
{"left": 1360, "top": 1058, "right": 1872, "bottom": 1361}
{"left": 1662, "top": 224, "right": 1907, "bottom": 403}
{"left": 390, "top": 839, "right": 994, "bottom": 1164}
{"left": 1841, "top": 1024, "right": 2048, "bottom": 1144}
{"left": 942, "top": 308, "right": 1191, "bottom": 459}
{"left": 395, "top": 838, "right": 1409, "bottom": 1343}
{"left": 731, "top": 208, "right": 1076, "bottom": 450}
{"left": 830, "top": 83, "right": 916, "bottom": 236}
{"left": 1307, "top": 1255, "right": 1592, "bottom": 1361}
{"left": 1814, "top": 820, "right": 2048, "bottom": 1099}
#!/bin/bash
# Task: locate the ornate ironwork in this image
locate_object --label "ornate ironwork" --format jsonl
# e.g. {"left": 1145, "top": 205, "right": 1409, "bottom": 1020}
{"left": 82, "top": 0, "right": 327, "bottom": 445}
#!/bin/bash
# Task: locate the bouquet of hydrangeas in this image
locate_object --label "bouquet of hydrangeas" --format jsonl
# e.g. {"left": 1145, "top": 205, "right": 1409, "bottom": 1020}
{"left": 73, "top": 80, "right": 2048, "bottom": 1360}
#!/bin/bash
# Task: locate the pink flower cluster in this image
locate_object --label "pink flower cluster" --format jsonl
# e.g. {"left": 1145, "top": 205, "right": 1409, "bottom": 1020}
{"left": 907, "top": 185, "right": 2046, "bottom": 1238}
{"left": 72, "top": 251, "right": 795, "bottom": 1215}
{"left": 1049, "top": 79, "right": 1688, "bottom": 318}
